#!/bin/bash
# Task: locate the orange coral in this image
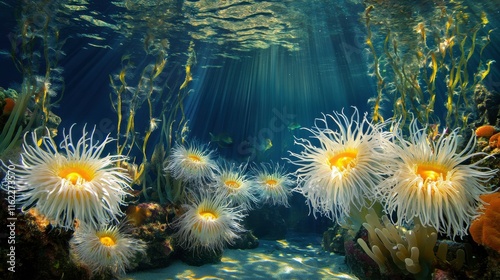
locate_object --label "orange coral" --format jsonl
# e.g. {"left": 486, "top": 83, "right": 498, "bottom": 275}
{"left": 476, "top": 125, "right": 497, "bottom": 138}
{"left": 470, "top": 192, "right": 500, "bottom": 252}
{"left": 489, "top": 132, "right": 500, "bottom": 149}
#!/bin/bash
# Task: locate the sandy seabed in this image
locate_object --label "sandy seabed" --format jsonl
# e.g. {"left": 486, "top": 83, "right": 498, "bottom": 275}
{"left": 126, "top": 234, "right": 358, "bottom": 280}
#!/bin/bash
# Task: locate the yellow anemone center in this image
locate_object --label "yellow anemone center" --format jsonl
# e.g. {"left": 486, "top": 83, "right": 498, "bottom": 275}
{"left": 266, "top": 179, "right": 278, "bottom": 187}
{"left": 328, "top": 151, "right": 358, "bottom": 171}
{"left": 199, "top": 210, "right": 217, "bottom": 220}
{"left": 225, "top": 180, "right": 241, "bottom": 189}
{"left": 188, "top": 154, "right": 202, "bottom": 162}
{"left": 416, "top": 164, "right": 446, "bottom": 181}
{"left": 99, "top": 236, "right": 116, "bottom": 247}
{"left": 59, "top": 166, "right": 94, "bottom": 185}
{"left": 194, "top": 210, "right": 218, "bottom": 232}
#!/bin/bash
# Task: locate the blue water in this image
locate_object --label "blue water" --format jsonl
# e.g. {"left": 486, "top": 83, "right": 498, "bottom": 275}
{"left": 1, "top": 0, "right": 499, "bottom": 279}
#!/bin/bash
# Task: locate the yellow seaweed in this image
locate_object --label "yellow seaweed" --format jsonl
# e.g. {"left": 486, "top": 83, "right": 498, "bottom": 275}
{"left": 429, "top": 53, "right": 437, "bottom": 84}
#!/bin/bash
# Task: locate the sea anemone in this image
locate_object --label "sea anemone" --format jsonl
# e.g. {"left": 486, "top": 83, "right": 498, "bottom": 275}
{"left": 173, "top": 190, "right": 244, "bottom": 253}
{"left": 251, "top": 162, "right": 293, "bottom": 207}
{"left": 377, "top": 120, "right": 497, "bottom": 239}
{"left": 70, "top": 222, "right": 146, "bottom": 277}
{"left": 211, "top": 161, "right": 258, "bottom": 210}
{"left": 288, "top": 108, "right": 392, "bottom": 222}
{"left": 165, "top": 141, "right": 218, "bottom": 184}
{"left": 13, "top": 125, "right": 131, "bottom": 229}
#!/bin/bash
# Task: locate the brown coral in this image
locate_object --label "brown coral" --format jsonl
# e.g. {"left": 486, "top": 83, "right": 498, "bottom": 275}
{"left": 126, "top": 204, "right": 153, "bottom": 226}
{"left": 470, "top": 192, "right": 500, "bottom": 252}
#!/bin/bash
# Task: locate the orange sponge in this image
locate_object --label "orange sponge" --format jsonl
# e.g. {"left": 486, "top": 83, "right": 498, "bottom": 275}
{"left": 476, "top": 125, "right": 497, "bottom": 138}
{"left": 470, "top": 192, "right": 500, "bottom": 252}
{"left": 490, "top": 132, "right": 500, "bottom": 149}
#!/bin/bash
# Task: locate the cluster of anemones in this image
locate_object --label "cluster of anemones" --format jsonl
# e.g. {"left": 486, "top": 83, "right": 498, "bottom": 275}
{"left": 164, "top": 141, "right": 294, "bottom": 252}
{"left": 289, "top": 108, "right": 496, "bottom": 239}
{"left": 7, "top": 125, "right": 146, "bottom": 277}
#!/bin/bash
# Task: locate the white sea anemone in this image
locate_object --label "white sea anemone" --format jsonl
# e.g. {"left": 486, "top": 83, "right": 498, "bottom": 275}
{"left": 165, "top": 141, "right": 218, "bottom": 184}
{"left": 377, "top": 120, "right": 497, "bottom": 239}
{"left": 70, "top": 222, "right": 146, "bottom": 277}
{"left": 13, "top": 125, "right": 131, "bottom": 229}
{"left": 211, "top": 161, "right": 258, "bottom": 210}
{"left": 174, "top": 190, "right": 245, "bottom": 253}
{"left": 251, "top": 162, "right": 294, "bottom": 207}
{"left": 288, "top": 108, "right": 393, "bottom": 222}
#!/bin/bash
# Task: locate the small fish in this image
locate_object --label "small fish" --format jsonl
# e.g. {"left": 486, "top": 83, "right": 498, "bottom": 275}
{"left": 258, "top": 138, "right": 273, "bottom": 151}
{"left": 481, "top": 11, "right": 489, "bottom": 26}
{"left": 287, "top": 122, "right": 301, "bottom": 131}
{"left": 210, "top": 132, "right": 233, "bottom": 146}
{"left": 428, "top": 123, "right": 440, "bottom": 141}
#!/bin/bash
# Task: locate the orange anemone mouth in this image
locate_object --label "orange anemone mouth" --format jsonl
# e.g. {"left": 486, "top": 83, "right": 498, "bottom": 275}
{"left": 328, "top": 150, "right": 358, "bottom": 171}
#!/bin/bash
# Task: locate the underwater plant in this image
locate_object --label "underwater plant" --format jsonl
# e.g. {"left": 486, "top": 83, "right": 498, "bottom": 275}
{"left": 251, "top": 161, "right": 293, "bottom": 208}
{"left": 173, "top": 190, "right": 245, "bottom": 253}
{"left": 165, "top": 141, "right": 218, "bottom": 185}
{"left": 12, "top": 125, "right": 131, "bottom": 229}
{"left": 70, "top": 222, "right": 146, "bottom": 277}
{"left": 0, "top": 86, "right": 33, "bottom": 159}
{"left": 211, "top": 161, "right": 258, "bottom": 210}
{"left": 288, "top": 108, "right": 393, "bottom": 223}
{"left": 377, "top": 120, "right": 497, "bottom": 239}
{"left": 363, "top": 2, "right": 494, "bottom": 128}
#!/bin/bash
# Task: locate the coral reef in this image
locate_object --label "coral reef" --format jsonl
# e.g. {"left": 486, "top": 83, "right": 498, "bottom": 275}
{"left": 128, "top": 202, "right": 177, "bottom": 270}
{"left": 474, "top": 85, "right": 500, "bottom": 127}
{"left": 356, "top": 209, "right": 467, "bottom": 279}
{"left": 228, "top": 230, "right": 259, "bottom": 250}
{"left": 0, "top": 199, "right": 89, "bottom": 280}
{"left": 357, "top": 210, "right": 438, "bottom": 279}
{"left": 322, "top": 223, "right": 350, "bottom": 254}
{"left": 344, "top": 232, "right": 385, "bottom": 280}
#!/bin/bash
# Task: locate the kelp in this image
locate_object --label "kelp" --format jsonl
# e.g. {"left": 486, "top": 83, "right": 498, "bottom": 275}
{"left": 110, "top": 36, "right": 194, "bottom": 203}
{"left": 364, "top": 1, "right": 494, "bottom": 129}
{"left": 0, "top": 86, "right": 33, "bottom": 157}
